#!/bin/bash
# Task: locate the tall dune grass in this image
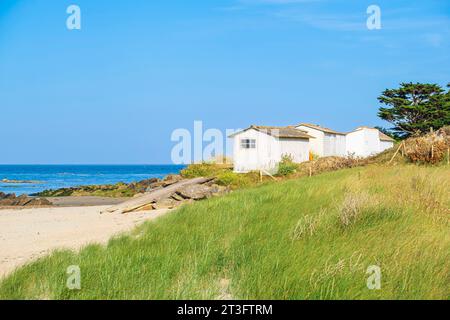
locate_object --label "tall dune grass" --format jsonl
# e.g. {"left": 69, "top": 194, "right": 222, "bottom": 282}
{"left": 0, "top": 165, "right": 448, "bottom": 300}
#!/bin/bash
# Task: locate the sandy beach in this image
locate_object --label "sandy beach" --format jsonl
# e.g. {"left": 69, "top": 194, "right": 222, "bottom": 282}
{"left": 0, "top": 204, "right": 170, "bottom": 278}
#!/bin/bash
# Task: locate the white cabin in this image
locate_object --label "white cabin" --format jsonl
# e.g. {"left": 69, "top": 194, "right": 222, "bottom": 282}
{"left": 229, "top": 123, "right": 394, "bottom": 173}
{"left": 229, "top": 126, "right": 312, "bottom": 173}
{"left": 296, "top": 123, "right": 347, "bottom": 157}
{"left": 346, "top": 127, "right": 395, "bottom": 157}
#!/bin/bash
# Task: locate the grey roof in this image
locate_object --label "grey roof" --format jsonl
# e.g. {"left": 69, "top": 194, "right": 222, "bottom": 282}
{"left": 296, "top": 123, "right": 346, "bottom": 135}
{"left": 229, "top": 125, "right": 314, "bottom": 139}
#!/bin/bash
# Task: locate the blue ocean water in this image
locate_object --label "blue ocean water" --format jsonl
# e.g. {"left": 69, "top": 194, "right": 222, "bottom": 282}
{"left": 0, "top": 165, "right": 185, "bottom": 196}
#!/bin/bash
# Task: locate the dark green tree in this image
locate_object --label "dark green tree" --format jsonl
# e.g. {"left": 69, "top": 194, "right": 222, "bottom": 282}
{"left": 377, "top": 82, "right": 449, "bottom": 138}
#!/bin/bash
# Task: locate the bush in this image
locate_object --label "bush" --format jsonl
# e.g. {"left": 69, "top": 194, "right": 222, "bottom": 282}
{"left": 403, "top": 127, "right": 450, "bottom": 164}
{"left": 215, "top": 171, "right": 252, "bottom": 189}
{"left": 277, "top": 154, "right": 299, "bottom": 176}
{"left": 180, "top": 163, "right": 226, "bottom": 178}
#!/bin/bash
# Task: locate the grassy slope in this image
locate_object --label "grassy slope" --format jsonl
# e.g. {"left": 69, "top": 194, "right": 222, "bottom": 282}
{"left": 0, "top": 165, "right": 449, "bottom": 300}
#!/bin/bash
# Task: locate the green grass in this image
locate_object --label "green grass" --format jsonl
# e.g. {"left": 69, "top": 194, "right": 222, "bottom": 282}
{"left": 1, "top": 165, "right": 449, "bottom": 300}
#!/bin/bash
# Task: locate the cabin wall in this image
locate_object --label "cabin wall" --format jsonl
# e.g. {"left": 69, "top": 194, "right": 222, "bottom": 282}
{"left": 380, "top": 140, "right": 394, "bottom": 152}
{"left": 346, "top": 129, "right": 381, "bottom": 157}
{"left": 323, "top": 133, "right": 347, "bottom": 157}
{"left": 278, "top": 138, "right": 309, "bottom": 163}
{"left": 296, "top": 126, "right": 324, "bottom": 156}
{"left": 233, "top": 129, "right": 278, "bottom": 173}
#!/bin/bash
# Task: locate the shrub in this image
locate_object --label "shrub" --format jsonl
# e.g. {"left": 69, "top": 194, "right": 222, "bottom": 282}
{"left": 180, "top": 163, "right": 226, "bottom": 178}
{"left": 277, "top": 154, "right": 299, "bottom": 176}
{"left": 215, "top": 171, "right": 252, "bottom": 189}
{"left": 403, "top": 127, "right": 450, "bottom": 164}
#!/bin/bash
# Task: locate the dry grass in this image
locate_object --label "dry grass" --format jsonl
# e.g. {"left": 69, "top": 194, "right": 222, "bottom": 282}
{"left": 403, "top": 127, "right": 450, "bottom": 164}
{"left": 338, "top": 192, "right": 373, "bottom": 227}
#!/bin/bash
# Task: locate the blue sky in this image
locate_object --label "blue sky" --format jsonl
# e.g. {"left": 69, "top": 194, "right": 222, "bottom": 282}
{"left": 0, "top": 0, "right": 449, "bottom": 164}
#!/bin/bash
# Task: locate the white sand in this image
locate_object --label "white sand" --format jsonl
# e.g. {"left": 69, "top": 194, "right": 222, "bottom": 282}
{"left": 0, "top": 206, "right": 169, "bottom": 278}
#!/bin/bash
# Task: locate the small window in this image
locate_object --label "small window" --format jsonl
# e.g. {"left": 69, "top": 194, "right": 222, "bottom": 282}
{"left": 241, "top": 139, "right": 256, "bottom": 149}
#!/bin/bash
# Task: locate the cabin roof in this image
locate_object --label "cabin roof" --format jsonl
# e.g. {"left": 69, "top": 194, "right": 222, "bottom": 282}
{"left": 296, "top": 123, "right": 346, "bottom": 135}
{"left": 229, "top": 125, "right": 314, "bottom": 139}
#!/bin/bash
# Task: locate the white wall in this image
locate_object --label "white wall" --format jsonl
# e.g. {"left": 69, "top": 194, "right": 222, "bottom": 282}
{"left": 380, "top": 140, "right": 394, "bottom": 152}
{"left": 233, "top": 129, "right": 277, "bottom": 173}
{"left": 233, "top": 129, "right": 310, "bottom": 173}
{"left": 296, "top": 126, "right": 324, "bottom": 156}
{"left": 278, "top": 138, "right": 309, "bottom": 163}
{"left": 346, "top": 128, "right": 381, "bottom": 157}
{"left": 323, "top": 133, "right": 347, "bottom": 157}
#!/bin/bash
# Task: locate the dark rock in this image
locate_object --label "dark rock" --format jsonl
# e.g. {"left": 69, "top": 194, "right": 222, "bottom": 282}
{"left": 11, "top": 195, "right": 32, "bottom": 206}
{"left": 0, "top": 193, "right": 52, "bottom": 207}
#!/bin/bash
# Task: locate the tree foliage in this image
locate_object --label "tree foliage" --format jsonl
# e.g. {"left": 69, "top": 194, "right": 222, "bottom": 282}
{"left": 378, "top": 82, "right": 450, "bottom": 138}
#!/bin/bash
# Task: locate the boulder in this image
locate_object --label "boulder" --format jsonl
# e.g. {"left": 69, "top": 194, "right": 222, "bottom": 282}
{"left": 152, "top": 197, "right": 183, "bottom": 210}
{"left": 0, "top": 193, "right": 52, "bottom": 207}
{"left": 11, "top": 194, "right": 32, "bottom": 206}
{"left": 176, "top": 184, "right": 214, "bottom": 200}
{"left": 28, "top": 198, "right": 52, "bottom": 206}
{"left": 209, "top": 184, "right": 231, "bottom": 197}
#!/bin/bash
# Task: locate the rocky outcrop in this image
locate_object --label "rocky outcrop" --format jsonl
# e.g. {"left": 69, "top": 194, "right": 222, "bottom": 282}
{"left": 147, "top": 182, "right": 229, "bottom": 211}
{"left": 105, "top": 177, "right": 231, "bottom": 214}
{"left": 0, "top": 192, "right": 52, "bottom": 207}
{"left": 32, "top": 175, "right": 188, "bottom": 198}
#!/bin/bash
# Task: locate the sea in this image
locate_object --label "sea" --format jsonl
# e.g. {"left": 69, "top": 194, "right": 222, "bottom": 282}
{"left": 0, "top": 165, "right": 186, "bottom": 196}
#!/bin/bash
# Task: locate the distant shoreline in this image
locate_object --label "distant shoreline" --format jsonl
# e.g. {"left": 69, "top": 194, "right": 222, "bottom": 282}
{"left": 1, "top": 179, "right": 42, "bottom": 184}
{"left": 0, "top": 164, "right": 186, "bottom": 196}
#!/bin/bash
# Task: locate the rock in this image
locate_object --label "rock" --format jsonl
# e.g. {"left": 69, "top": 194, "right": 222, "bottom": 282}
{"left": 171, "top": 193, "right": 185, "bottom": 201}
{"left": 145, "top": 183, "right": 164, "bottom": 193}
{"left": 136, "top": 203, "right": 155, "bottom": 211}
{"left": 28, "top": 198, "right": 52, "bottom": 206}
{"left": 0, "top": 192, "right": 6, "bottom": 200}
{"left": 209, "top": 184, "right": 231, "bottom": 196}
{"left": 0, "top": 199, "right": 14, "bottom": 206}
{"left": 133, "top": 193, "right": 145, "bottom": 198}
{"left": 11, "top": 195, "right": 32, "bottom": 206}
{"left": 163, "top": 174, "right": 184, "bottom": 185}
{"left": 0, "top": 193, "right": 51, "bottom": 207}
{"left": 176, "top": 184, "right": 214, "bottom": 200}
{"left": 152, "top": 197, "right": 182, "bottom": 210}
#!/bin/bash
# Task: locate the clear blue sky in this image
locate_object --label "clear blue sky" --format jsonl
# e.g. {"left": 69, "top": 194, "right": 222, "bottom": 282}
{"left": 1, "top": 0, "right": 449, "bottom": 164}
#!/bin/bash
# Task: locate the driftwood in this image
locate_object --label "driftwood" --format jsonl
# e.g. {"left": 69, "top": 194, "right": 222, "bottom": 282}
{"left": 103, "top": 177, "right": 213, "bottom": 214}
